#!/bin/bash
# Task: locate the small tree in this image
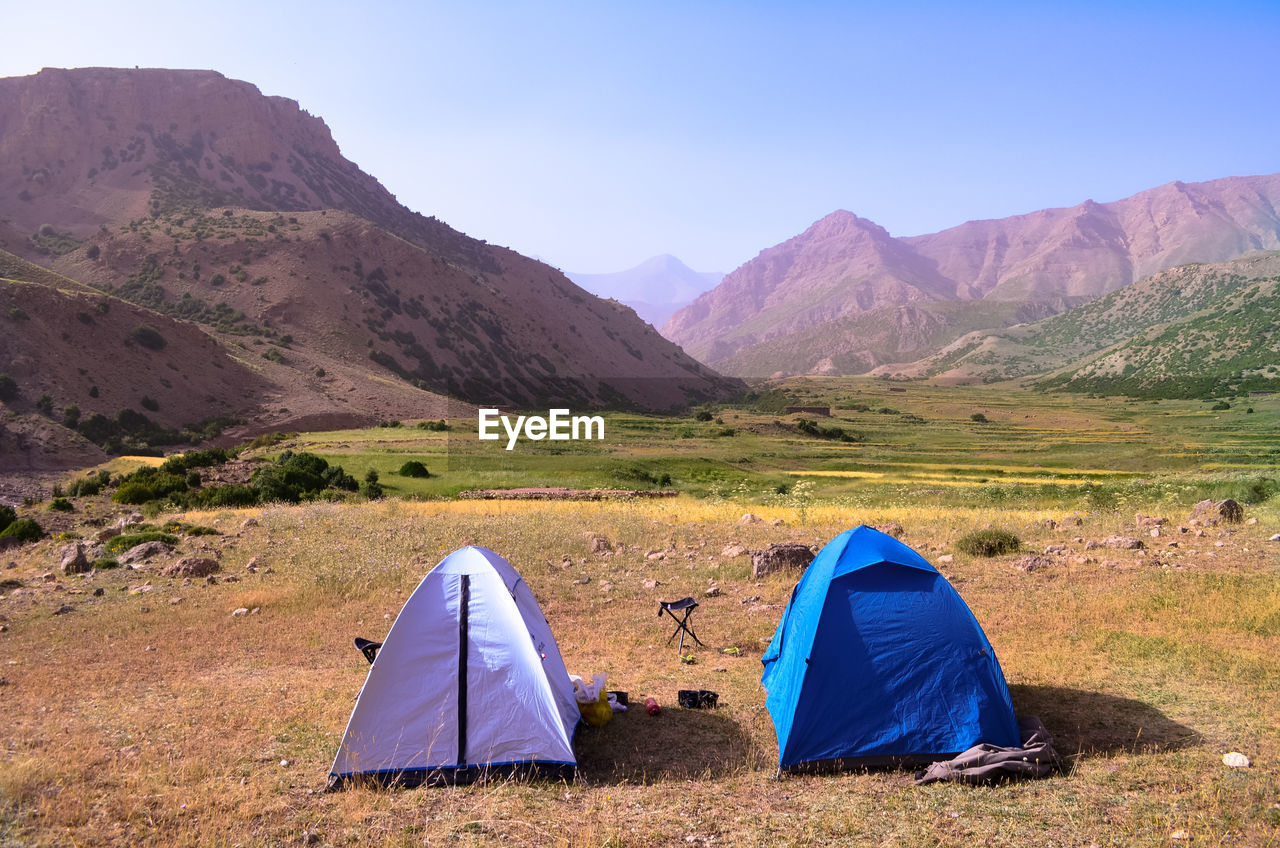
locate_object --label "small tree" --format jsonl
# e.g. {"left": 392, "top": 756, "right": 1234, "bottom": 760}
{"left": 0, "top": 374, "right": 17, "bottom": 402}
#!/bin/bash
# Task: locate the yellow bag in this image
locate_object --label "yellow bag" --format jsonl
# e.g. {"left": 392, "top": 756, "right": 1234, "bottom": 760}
{"left": 578, "top": 690, "right": 613, "bottom": 727}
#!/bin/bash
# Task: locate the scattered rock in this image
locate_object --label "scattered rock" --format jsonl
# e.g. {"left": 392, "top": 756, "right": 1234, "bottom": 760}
{"left": 119, "top": 541, "right": 175, "bottom": 566}
{"left": 1102, "top": 536, "right": 1144, "bottom": 550}
{"left": 40, "top": 572, "right": 57, "bottom": 583}
{"left": 873, "top": 522, "right": 904, "bottom": 539}
{"left": 1014, "top": 555, "right": 1053, "bottom": 573}
{"left": 704, "top": 585, "right": 721, "bottom": 598}
{"left": 232, "top": 607, "right": 250, "bottom": 617}
{"left": 720, "top": 544, "right": 748, "bottom": 558}
{"left": 92, "top": 587, "right": 104, "bottom": 597}
{"left": 771, "top": 518, "right": 787, "bottom": 527}
{"left": 574, "top": 575, "right": 591, "bottom": 585}
{"left": 1171, "top": 830, "right": 1189, "bottom": 841}
{"left": 598, "top": 581, "right": 613, "bottom": 593}
{"left": 741, "top": 595, "right": 762, "bottom": 604}
{"left": 1189, "top": 498, "right": 1244, "bottom": 526}
{"left": 1084, "top": 540, "right": 1101, "bottom": 551}
{"left": 118, "top": 744, "right": 140, "bottom": 757}
{"left": 240, "top": 517, "right": 259, "bottom": 530}
{"left": 1134, "top": 513, "right": 1167, "bottom": 528}
{"left": 585, "top": 533, "right": 614, "bottom": 554}
{"left": 128, "top": 584, "right": 154, "bottom": 595}
{"left": 752, "top": 543, "right": 815, "bottom": 578}
{"left": 205, "top": 575, "right": 218, "bottom": 585}
{"left": 738, "top": 513, "right": 763, "bottom": 525}
{"left": 1059, "top": 516, "right": 1083, "bottom": 527}
{"left": 160, "top": 557, "right": 221, "bottom": 579}
{"left": 170, "top": 597, "right": 183, "bottom": 605}
{"left": 1269, "top": 534, "right": 1280, "bottom": 543}
{"left": 1149, "top": 528, "right": 1162, "bottom": 538}
{"left": 1044, "top": 545, "right": 1068, "bottom": 555}
{"left": 642, "top": 579, "right": 662, "bottom": 590}
{"left": 52, "top": 604, "right": 75, "bottom": 615}
{"left": 95, "top": 527, "right": 121, "bottom": 543}
{"left": 1223, "top": 751, "right": 1251, "bottom": 768}
{"left": 936, "top": 554, "right": 954, "bottom": 564}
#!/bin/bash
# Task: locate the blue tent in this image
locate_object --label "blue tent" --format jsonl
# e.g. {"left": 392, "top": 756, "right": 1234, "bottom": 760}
{"left": 761, "top": 526, "right": 1019, "bottom": 772}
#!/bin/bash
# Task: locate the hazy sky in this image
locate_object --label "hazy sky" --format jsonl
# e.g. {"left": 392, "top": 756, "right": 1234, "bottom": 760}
{"left": 5, "top": 1, "right": 1279, "bottom": 274}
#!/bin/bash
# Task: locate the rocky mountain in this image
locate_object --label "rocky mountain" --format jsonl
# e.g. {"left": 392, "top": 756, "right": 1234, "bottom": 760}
{"left": 567, "top": 254, "right": 722, "bottom": 327}
{"left": 892, "top": 251, "right": 1280, "bottom": 398}
{"left": 0, "top": 67, "right": 741, "bottom": 463}
{"left": 664, "top": 175, "right": 1280, "bottom": 377}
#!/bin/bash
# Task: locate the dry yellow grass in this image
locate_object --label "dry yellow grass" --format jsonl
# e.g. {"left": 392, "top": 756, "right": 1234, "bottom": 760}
{"left": 2, "top": 498, "right": 1278, "bottom": 846}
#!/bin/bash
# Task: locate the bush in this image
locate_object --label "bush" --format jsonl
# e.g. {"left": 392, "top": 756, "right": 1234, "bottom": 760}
{"left": 955, "top": 529, "right": 1021, "bottom": 557}
{"left": 0, "top": 504, "right": 15, "bottom": 533}
{"left": 694, "top": 409, "right": 714, "bottom": 422}
{"left": 0, "top": 374, "right": 17, "bottom": 402}
{"left": 399, "top": 460, "right": 431, "bottom": 478}
{"left": 417, "top": 420, "right": 450, "bottom": 432}
{"left": 970, "top": 413, "right": 989, "bottom": 423}
{"left": 140, "top": 395, "right": 159, "bottom": 411}
{"left": 129, "top": 325, "right": 167, "bottom": 351}
{"left": 0, "top": 518, "right": 45, "bottom": 544}
{"left": 48, "top": 498, "right": 74, "bottom": 513}
{"left": 92, "top": 558, "right": 120, "bottom": 570}
{"left": 361, "top": 480, "right": 384, "bottom": 499}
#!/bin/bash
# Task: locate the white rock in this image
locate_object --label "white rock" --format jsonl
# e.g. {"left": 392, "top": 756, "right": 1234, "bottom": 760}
{"left": 231, "top": 607, "right": 249, "bottom": 616}
{"left": 1223, "top": 751, "right": 1251, "bottom": 768}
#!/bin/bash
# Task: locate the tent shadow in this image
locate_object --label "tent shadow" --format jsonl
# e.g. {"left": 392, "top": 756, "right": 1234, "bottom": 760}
{"left": 574, "top": 704, "right": 756, "bottom": 783}
{"left": 1009, "top": 684, "right": 1201, "bottom": 760}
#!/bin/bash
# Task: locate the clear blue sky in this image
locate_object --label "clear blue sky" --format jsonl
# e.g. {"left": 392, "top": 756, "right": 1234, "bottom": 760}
{"left": 5, "top": 1, "right": 1279, "bottom": 274}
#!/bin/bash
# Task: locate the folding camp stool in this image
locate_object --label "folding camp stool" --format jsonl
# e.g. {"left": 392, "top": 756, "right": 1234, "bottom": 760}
{"left": 353, "top": 637, "right": 382, "bottom": 664}
{"left": 658, "top": 597, "right": 704, "bottom": 652}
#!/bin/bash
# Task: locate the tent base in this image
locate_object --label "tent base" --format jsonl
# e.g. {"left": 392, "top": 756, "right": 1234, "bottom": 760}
{"left": 780, "top": 752, "right": 960, "bottom": 776}
{"left": 330, "top": 760, "right": 577, "bottom": 789}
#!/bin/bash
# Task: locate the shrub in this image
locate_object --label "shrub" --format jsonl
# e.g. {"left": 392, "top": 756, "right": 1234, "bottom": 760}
{"left": 399, "top": 460, "right": 431, "bottom": 478}
{"left": 0, "top": 518, "right": 45, "bottom": 544}
{"left": 63, "top": 403, "right": 81, "bottom": 429}
{"left": 66, "top": 475, "right": 102, "bottom": 497}
{"left": 48, "top": 498, "right": 74, "bottom": 513}
{"left": 1210, "top": 401, "right": 1231, "bottom": 411}
{"left": 0, "top": 504, "right": 15, "bottom": 533}
{"left": 417, "top": 420, "right": 450, "bottom": 431}
{"left": 105, "top": 531, "right": 179, "bottom": 555}
{"left": 955, "top": 529, "right": 1021, "bottom": 557}
{"left": 364, "top": 469, "right": 380, "bottom": 484}
{"left": 694, "top": 409, "right": 714, "bottom": 422}
{"left": 0, "top": 374, "right": 17, "bottom": 401}
{"left": 92, "top": 558, "right": 120, "bottom": 570}
{"left": 970, "top": 413, "right": 989, "bottom": 423}
{"left": 86, "top": 244, "right": 100, "bottom": 260}
{"left": 140, "top": 395, "right": 159, "bottom": 411}
{"left": 129, "top": 325, "right": 167, "bottom": 351}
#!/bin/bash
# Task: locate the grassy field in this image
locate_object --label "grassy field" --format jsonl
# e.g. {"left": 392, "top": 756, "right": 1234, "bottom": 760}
{"left": 2, "top": 380, "right": 1278, "bottom": 846}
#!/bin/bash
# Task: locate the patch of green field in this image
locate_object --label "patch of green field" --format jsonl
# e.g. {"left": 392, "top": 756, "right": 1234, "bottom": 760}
{"left": 248, "top": 378, "right": 1280, "bottom": 516}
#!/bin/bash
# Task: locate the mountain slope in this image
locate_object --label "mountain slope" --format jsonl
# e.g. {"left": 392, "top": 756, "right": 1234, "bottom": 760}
{"left": 0, "top": 67, "right": 741, "bottom": 426}
{"left": 891, "top": 252, "right": 1280, "bottom": 397}
{"left": 665, "top": 175, "right": 1280, "bottom": 377}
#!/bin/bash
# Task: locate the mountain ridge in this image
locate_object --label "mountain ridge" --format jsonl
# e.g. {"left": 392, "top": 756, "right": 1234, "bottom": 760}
{"left": 664, "top": 173, "right": 1280, "bottom": 377}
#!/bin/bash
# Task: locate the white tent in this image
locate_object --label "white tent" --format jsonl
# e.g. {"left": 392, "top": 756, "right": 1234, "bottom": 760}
{"left": 330, "top": 546, "right": 579, "bottom": 786}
